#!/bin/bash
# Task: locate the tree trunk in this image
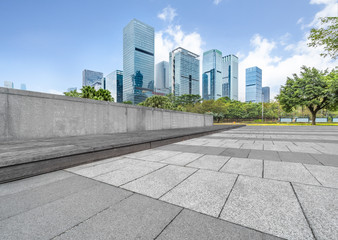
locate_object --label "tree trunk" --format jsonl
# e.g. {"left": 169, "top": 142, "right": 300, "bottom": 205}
{"left": 310, "top": 111, "right": 316, "bottom": 125}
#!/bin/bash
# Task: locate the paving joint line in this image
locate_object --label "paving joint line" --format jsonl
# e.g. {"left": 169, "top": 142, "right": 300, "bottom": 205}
{"left": 262, "top": 160, "right": 265, "bottom": 178}
{"left": 157, "top": 168, "right": 199, "bottom": 199}
{"left": 153, "top": 208, "right": 184, "bottom": 240}
{"left": 50, "top": 193, "right": 134, "bottom": 239}
{"left": 302, "top": 164, "right": 323, "bottom": 186}
{"left": 290, "top": 182, "right": 317, "bottom": 240}
{"left": 217, "top": 174, "right": 239, "bottom": 218}
{"left": 217, "top": 156, "right": 232, "bottom": 172}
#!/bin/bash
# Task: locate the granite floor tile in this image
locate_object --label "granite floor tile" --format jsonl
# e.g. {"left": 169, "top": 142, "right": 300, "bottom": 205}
{"left": 186, "top": 155, "right": 230, "bottom": 171}
{"left": 220, "top": 157, "right": 263, "bottom": 177}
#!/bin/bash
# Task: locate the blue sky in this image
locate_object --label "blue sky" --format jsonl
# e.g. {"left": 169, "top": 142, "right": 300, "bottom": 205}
{"left": 0, "top": 0, "right": 337, "bottom": 100}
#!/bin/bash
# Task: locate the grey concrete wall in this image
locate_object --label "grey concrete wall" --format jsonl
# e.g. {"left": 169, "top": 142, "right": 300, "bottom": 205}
{"left": 0, "top": 87, "right": 213, "bottom": 140}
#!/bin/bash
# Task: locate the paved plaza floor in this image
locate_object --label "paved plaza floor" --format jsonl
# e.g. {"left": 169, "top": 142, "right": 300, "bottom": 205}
{"left": 1, "top": 126, "right": 337, "bottom": 239}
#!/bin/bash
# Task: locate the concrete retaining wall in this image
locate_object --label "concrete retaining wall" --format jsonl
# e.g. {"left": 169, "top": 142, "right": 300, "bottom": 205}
{"left": 0, "top": 87, "right": 213, "bottom": 140}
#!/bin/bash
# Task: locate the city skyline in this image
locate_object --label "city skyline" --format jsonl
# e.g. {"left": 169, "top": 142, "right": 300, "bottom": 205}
{"left": 0, "top": 0, "right": 336, "bottom": 101}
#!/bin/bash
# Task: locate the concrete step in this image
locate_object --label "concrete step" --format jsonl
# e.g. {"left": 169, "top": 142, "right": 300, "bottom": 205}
{"left": 0, "top": 125, "right": 244, "bottom": 183}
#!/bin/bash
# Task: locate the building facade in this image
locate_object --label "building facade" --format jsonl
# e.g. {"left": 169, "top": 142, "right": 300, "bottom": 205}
{"left": 169, "top": 47, "right": 200, "bottom": 96}
{"left": 155, "top": 61, "right": 169, "bottom": 89}
{"left": 4, "top": 81, "right": 14, "bottom": 88}
{"left": 105, "top": 70, "right": 123, "bottom": 103}
{"left": 262, "top": 86, "right": 270, "bottom": 103}
{"left": 123, "top": 19, "right": 154, "bottom": 104}
{"left": 222, "top": 54, "right": 238, "bottom": 100}
{"left": 82, "top": 69, "right": 103, "bottom": 87}
{"left": 245, "top": 66, "right": 262, "bottom": 103}
{"left": 202, "top": 49, "right": 222, "bottom": 100}
{"left": 20, "top": 84, "right": 26, "bottom": 90}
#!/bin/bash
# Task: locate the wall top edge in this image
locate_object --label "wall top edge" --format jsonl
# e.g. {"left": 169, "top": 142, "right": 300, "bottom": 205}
{"left": 0, "top": 87, "right": 211, "bottom": 117}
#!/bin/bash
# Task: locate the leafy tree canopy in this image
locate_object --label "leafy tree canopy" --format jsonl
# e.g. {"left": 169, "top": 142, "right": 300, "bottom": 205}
{"left": 308, "top": 17, "right": 338, "bottom": 59}
{"left": 64, "top": 86, "right": 114, "bottom": 102}
{"left": 138, "top": 95, "right": 176, "bottom": 110}
{"left": 277, "top": 66, "right": 337, "bottom": 125}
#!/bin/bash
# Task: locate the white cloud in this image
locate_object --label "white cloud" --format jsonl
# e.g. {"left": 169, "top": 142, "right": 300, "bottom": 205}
{"left": 213, "top": 0, "right": 223, "bottom": 5}
{"left": 309, "top": 0, "right": 338, "bottom": 27}
{"left": 155, "top": 24, "right": 204, "bottom": 64}
{"left": 157, "top": 6, "right": 177, "bottom": 22}
{"left": 237, "top": 0, "right": 337, "bottom": 102}
{"left": 297, "top": 17, "right": 304, "bottom": 24}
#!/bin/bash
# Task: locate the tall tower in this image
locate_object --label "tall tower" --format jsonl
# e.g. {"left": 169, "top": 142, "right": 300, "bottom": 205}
{"left": 82, "top": 69, "right": 103, "bottom": 87}
{"left": 245, "top": 66, "right": 262, "bottom": 103}
{"left": 222, "top": 55, "right": 238, "bottom": 100}
{"left": 262, "top": 86, "right": 270, "bottom": 103}
{"left": 169, "top": 47, "right": 200, "bottom": 96}
{"left": 123, "top": 19, "right": 154, "bottom": 104}
{"left": 202, "top": 49, "right": 222, "bottom": 100}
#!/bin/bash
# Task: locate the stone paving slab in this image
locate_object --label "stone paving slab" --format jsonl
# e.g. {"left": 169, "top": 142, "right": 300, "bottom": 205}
{"left": 94, "top": 161, "right": 166, "bottom": 186}
{"left": 0, "top": 182, "right": 132, "bottom": 240}
{"left": 137, "top": 150, "right": 181, "bottom": 161}
{"left": 186, "top": 155, "right": 230, "bottom": 171}
{"left": 220, "top": 148, "right": 251, "bottom": 158}
{"left": 220, "top": 175, "right": 314, "bottom": 240}
{"left": 264, "top": 161, "right": 321, "bottom": 185}
{"left": 248, "top": 150, "right": 281, "bottom": 161}
{"left": 293, "top": 183, "right": 338, "bottom": 240}
{"left": 67, "top": 157, "right": 142, "bottom": 178}
{"left": 0, "top": 170, "right": 73, "bottom": 197}
{"left": 0, "top": 175, "right": 98, "bottom": 221}
{"left": 122, "top": 165, "right": 197, "bottom": 198}
{"left": 161, "top": 170, "right": 237, "bottom": 217}
{"left": 160, "top": 152, "right": 204, "bottom": 166}
{"left": 304, "top": 164, "right": 338, "bottom": 188}
{"left": 278, "top": 152, "right": 321, "bottom": 165}
{"left": 156, "top": 209, "right": 282, "bottom": 240}
{"left": 54, "top": 194, "right": 182, "bottom": 240}
{"left": 220, "top": 157, "right": 263, "bottom": 177}
{"left": 310, "top": 153, "right": 338, "bottom": 167}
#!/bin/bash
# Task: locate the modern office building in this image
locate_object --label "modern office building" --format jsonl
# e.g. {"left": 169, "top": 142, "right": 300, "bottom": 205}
{"left": 4, "top": 81, "right": 14, "bottom": 88}
{"left": 123, "top": 19, "right": 154, "bottom": 104}
{"left": 155, "top": 61, "right": 169, "bottom": 89}
{"left": 245, "top": 66, "right": 262, "bottom": 103}
{"left": 222, "top": 54, "right": 238, "bottom": 100}
{"left": 82, "top": 69, "right": 103, "bottom": 87}
{"left": 20, "top": 84, "right": 26, "bottom": 90}
{"left": 202, "top": 49, "right": 222, "bottom": 100}
{"left": 262, "top": 86, "right": 270, "bottom": 103}
{"left": 105, "top": 70, "right": 123, "bottom": 103}
{"left": 169, "top": 47, "right": 200, "bottom": 96}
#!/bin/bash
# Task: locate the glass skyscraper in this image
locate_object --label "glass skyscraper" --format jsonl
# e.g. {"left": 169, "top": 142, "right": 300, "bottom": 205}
{"left": 202, "top": 49, "right": 222, "bottom": 100}
{"left": 262, "top": 86, "right": 270, "bottom": 103}
{"left": 222, "top": 55, "right": 238, "bottom": 100}
{"left": 82, "top": 69, "right": 103, "bottom": 87}
{"left": 4, "top": 81, "right": 14, "bottom": 88}
{"left": 246, "top": 66, "right": 262, "bottom": 103}
{"left": 20, "top": 84, "right": 26, "bottom": 90}
{"left": 155, "top": 61, "right": 169, "bottom": 89}
{"left": 105, "top": 70, "right": 123, "bottom": 103}
{"left": 123, "top": 19, "right": 154, "bottom": 104}
{"left": 169, "top": 47, "right": 200, "bottom": 96}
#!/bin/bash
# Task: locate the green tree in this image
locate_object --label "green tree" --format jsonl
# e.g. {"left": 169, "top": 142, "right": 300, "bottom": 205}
{"left": 175, "top": 94, "right": 202, "bottom": 106}
{"left": 122, "top": 101, "right": 133, "bottom": 104}
{"left": 138, "top": 95, "right": 175, "bottom": 110}
{"left": 64, "top": 89, "right": 81, "bottom": 97}
{"left": 277, "top": 66, "right": 338, "bottom": 125}
{"left": 64, "top": 86, "right": 114, "bottom": 102}
{"left": 308, "top": 17, "right": 338, "bottom": 59}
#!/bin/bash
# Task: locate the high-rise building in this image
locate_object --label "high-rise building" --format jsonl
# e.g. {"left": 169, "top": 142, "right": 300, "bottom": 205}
{"left": 82, "top": 69, "right": 103, "bottom": 87}
{"left": 105, "top": 70, "right": 123, "bottom": 103}
{"left": 123, "top": 19, "right": 154, "bottom": 104}
{"left": 222, "top": 54, "right": 238, "bottom": 100}
{"left": 262, "top": 86, "right": 270, "bottom": 103}
{"left": 4, "top": 81, "right": 14, "bottom": 88}
{"left": 169, "top": 47, "right": 200, "bottom": 96}
{"left": 245, "top": 66, "right": 262, "bottom": 103}
{"left": 202, "top": 49, "right": 222, "bottom": 100}
{"left": 20, "top": 84, "right": 26, "bottom": 90}
{"left": 155, "top": 61, "right": 169, "bottom": 89}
